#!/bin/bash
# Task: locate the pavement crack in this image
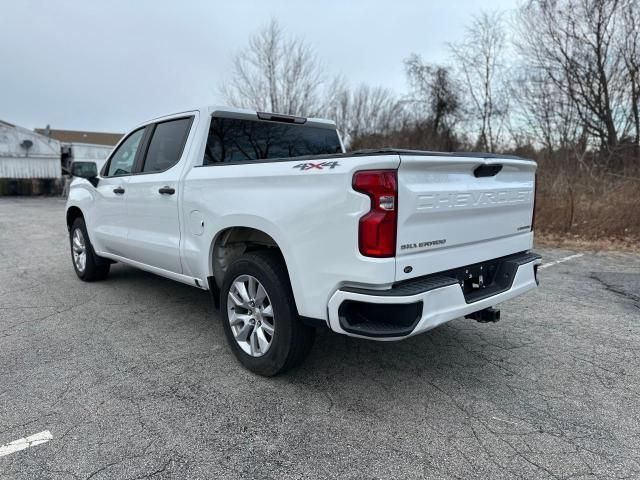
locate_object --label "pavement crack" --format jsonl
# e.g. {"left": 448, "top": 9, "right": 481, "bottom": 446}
{"left": 591, "top": 273, "right": 640, "bottom": 307}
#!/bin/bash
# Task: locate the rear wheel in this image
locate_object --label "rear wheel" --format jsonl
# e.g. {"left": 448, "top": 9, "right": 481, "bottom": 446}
{"left": 221, "top": 250, "right": 315, "bottom": 376}
{"left": 70, "top": 218, "right": 110, "bottom": 281}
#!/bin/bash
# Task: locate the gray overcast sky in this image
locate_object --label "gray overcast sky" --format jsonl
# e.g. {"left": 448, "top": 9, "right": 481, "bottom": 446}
{"left": 1, "top": 0, "right": 517, "bottom": 133}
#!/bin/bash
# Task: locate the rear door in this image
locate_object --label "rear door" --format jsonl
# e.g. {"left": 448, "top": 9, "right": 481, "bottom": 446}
{"left": 123, "top": 115, "right": 195, "bottom": 273}
{"left": 395, "top": 153, "right": 536, "bottom": 280}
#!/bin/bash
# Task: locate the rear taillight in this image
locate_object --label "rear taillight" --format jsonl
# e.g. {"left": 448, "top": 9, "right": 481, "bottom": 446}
{"left": 353, "top": 170, "right": 398, "bottom": 257}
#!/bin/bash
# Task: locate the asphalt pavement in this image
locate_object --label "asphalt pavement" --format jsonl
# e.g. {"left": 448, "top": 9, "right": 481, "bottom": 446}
{"left": 1, "top": 197, "right": 639, "bottom": 479}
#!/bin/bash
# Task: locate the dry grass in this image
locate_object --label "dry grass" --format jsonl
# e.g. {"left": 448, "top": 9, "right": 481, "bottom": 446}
{"left": 535, "top": 233, "right": 640, "bottom": 253}
{"left": 535, "top": 164, "right": 640, "bottom": 249}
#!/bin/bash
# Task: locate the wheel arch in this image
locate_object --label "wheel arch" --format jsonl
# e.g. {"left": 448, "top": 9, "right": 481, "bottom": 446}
{"left": 66, "top": 206, "right": 84, "bottom": 232}
{"left": 207, "top": 224, "right": 301, "bottom": 313}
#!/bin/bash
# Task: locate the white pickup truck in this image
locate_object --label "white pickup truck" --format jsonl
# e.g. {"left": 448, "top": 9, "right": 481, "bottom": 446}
{"left": 66, "top": 106, "right": 540, "bottom": 375}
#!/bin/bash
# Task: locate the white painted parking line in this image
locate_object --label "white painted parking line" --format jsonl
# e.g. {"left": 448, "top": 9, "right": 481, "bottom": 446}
{"left": 0, "top": 431, "right": 53, "bottom": 458}
{"left": 538, "top": 253, "right": 584, "bottom": 270}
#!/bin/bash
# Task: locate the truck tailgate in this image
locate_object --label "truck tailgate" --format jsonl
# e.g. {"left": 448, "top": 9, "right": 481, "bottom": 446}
{"left": 395, "top": 153, "right": 536, "bottom": 281}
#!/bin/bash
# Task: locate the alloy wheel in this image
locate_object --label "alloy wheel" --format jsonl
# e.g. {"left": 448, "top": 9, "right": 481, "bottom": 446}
{"left": 226, "top": 274, "right": 275, "bottom": 357}
{"left": 72, "top": 228, "right": 87, "bottom": 273}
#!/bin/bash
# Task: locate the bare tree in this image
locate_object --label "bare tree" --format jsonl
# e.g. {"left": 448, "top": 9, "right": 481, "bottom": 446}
{"left": 449, "top": 11, "right": 510, "bottom": 152}
{"left": 515, "top": 0, "right": 629, "bottom": 153}
{"left": 404, "top": 54, "right": 460, "bottom": 135}
{"left": 221, "top": 19, "right": 325, "bottom": 116}
{"left": 325, "top": 79, "right": 405, "bottom": 144}
{"left": 621, "top": 0, "right": 640, "bottom": 153}
{"left": 510, "top": 67, "right": 583, "bottom": 151}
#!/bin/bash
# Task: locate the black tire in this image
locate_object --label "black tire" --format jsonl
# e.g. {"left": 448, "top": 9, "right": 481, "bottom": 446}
{"left": 220, "top": 250, "right": 315, "bottom": 376}
{"left": 70, "top": 217, "right": 110, "bottom": 281}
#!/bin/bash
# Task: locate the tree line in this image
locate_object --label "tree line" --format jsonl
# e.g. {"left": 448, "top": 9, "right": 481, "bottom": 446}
{"left": 222, "top": 0, "right": 640, "bottom": 170}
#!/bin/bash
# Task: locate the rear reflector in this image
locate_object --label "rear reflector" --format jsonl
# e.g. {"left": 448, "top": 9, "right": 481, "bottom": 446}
{"left": 353, "top": 170, "right": 398, "bottom": 257}
{"left": 531, "top": 173, "right": 538, "bottom": 231}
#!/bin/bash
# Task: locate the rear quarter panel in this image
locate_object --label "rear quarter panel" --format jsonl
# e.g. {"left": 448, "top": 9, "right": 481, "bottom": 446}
{"left": 181, "top": 155, "right": 400, "bottom": 320}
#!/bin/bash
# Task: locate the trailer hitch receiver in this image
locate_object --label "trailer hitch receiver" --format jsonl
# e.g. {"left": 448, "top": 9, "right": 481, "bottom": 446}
{"left": 465, "top": 307, "right": 501, "bottom": 323}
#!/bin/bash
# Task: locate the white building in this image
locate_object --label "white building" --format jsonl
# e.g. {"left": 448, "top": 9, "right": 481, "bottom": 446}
{"left": 62, "top": 142, "right": 113, "bottom": 173}
{"left": 0, "top": 120, "right": 61, "bottom": 179}
{"left": 35, "top": 127, "right": 121, "bottom": 174}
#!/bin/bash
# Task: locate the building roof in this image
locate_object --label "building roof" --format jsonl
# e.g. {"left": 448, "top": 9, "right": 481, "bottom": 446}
{"left": 34, "top": 128, "right": 123, "bottom": 146}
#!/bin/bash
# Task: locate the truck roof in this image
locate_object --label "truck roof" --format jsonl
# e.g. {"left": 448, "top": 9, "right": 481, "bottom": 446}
{"left": 143, "top": 106, "right": 337, "bottom": 130}
{"left": 137, "top": 108, "right": 530, "bottom": 162}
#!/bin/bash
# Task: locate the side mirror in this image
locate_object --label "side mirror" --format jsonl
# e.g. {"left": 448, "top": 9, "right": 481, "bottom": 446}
{"left": 71, "top": 162, "right": 99, "bottom": 187}
{"left": 71, "top": 161, "right": 98, "bottom": 178}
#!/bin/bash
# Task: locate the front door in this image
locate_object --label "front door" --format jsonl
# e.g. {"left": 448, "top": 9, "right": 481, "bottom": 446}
{"left": 90, "top": 127, "right": 146, "bottom": 257}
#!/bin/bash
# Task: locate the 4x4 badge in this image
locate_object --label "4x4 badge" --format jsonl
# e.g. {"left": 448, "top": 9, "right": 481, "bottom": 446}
{"left": 293, "top": 161, "right": 340, "bottom": 171}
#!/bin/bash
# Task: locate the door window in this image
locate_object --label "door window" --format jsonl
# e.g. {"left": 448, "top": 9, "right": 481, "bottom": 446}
{"left": 142, "top": 118, "right": 192, "bottom": 173}
{"left": 105, "top": 128, "right": 145, "bottom": 176}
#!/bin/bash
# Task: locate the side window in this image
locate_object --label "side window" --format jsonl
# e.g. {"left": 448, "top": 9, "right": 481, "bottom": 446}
{"left": 142, "top": 117, "right": 192, "bottom": 173}
{"left": 106, "top": 128, "right": 144, "bottom": 176}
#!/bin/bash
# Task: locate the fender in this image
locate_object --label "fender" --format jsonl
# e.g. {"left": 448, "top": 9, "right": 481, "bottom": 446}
{"left": 201, "top": 214, "right": 303, "bottom": 312}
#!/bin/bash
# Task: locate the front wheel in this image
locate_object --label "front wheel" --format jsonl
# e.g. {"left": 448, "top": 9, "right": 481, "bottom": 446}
{"left": 70, "top": 218, "right": 110, "bottom": 281}
{"left": 221, "top": 250, "right": 315, "bottom": 376}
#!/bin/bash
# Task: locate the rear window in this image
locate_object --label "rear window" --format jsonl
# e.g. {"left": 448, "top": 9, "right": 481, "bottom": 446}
{"left": 203, "top": 117, "right": 342, "bottom": 165}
